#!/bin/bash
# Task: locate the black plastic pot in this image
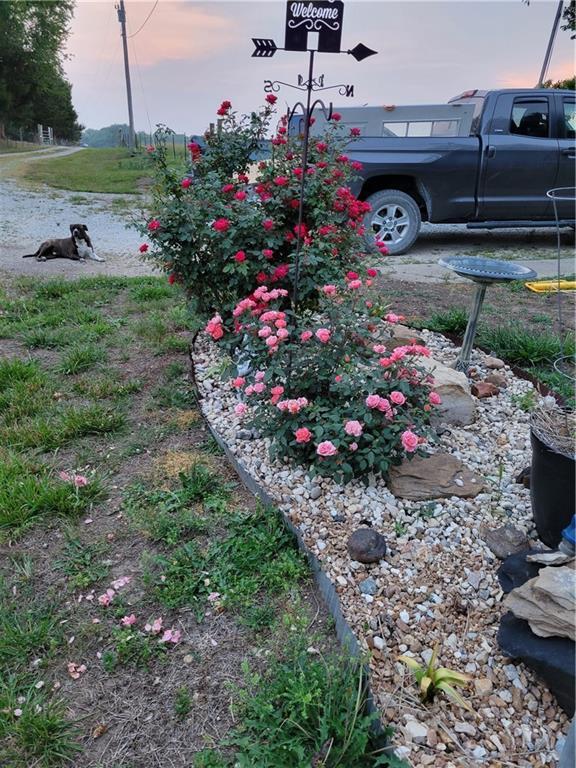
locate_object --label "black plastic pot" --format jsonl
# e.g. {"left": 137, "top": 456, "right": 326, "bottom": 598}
{"left": 530, "top": 428, "right": 576, "bottom": 548}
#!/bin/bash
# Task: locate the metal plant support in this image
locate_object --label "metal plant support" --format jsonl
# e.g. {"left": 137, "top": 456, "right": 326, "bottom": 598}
{"left": 547, "top": 186, "right": 576, "bottom": 383}
{"left": 438, "top": 257, "right": 537, "bottom": 373}
{"left": 252, "top": 2, "right": 376, "bottom": 318}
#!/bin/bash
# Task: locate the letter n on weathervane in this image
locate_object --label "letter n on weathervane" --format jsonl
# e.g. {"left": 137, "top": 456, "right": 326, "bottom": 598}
{"left": 284, "top": 1, "right": 344, "bottom": 53}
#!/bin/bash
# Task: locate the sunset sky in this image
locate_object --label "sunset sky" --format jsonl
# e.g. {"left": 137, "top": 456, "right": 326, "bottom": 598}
{"left": 63, "top": 0, "right": 575, "bottom": 134}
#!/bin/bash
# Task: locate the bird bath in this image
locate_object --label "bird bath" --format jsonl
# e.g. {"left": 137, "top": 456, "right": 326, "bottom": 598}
{"left": 438, "top": 257, "right": 538, "bottom": 373}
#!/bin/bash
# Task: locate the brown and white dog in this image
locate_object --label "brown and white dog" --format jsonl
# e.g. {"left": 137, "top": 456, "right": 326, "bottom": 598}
{"left": 23, "top": 224, "right": 105, "bottom": 262}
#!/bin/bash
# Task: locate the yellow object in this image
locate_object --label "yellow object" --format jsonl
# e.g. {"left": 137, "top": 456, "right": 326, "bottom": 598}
{"left": 525, "top": 280, "right": 576, "bottom": 293}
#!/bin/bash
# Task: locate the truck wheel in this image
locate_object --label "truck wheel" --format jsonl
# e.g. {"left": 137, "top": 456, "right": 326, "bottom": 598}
{"left": 363, "top": 189, "right": 421, "bottom": 255}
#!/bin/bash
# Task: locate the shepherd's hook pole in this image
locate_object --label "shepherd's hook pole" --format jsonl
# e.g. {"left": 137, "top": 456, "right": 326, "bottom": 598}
{"left": 117, "top": 0, "right": 135, "bottom": 149}
{"left": 537, "top": 0, "right": 564, "bottom": 87}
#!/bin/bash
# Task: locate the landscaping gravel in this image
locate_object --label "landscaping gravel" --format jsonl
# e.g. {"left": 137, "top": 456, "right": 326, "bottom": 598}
{"left": 193, "top": 329, "right": 569, "bottom": 768}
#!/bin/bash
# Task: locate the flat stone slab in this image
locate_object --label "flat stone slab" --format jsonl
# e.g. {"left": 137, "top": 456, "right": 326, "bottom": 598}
{"left": 418, "top": 357, "right": 476, "bottom": 426}
{"left": 388, "top": 452, "right": 485, "bottom": 500}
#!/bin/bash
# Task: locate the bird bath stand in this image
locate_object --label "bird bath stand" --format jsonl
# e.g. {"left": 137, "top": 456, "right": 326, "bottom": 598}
{"left": 438, "top": 257, "right": 537, "bottom": 373}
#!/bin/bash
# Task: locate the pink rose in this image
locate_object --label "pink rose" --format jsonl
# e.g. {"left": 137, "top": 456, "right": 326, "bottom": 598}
{"left": 232, "top": 376, "right": 245, "bottom": 388}
{"left": 344, "top": 420, "right": 363, "bottom": 437}
{"left": 317, "top": 441, "right": 338, "bottom": 457}
{"left": 429, "top": 391, "right": 442, "bottom": 405}
{"left": 365, "top": 394, "right": 380, "bottom": 409}
{"left": 385, "top": 312, "right": 400, "bottom": 324}
{"left": 390, "top": 391, "right": 406, "bottom": 406}
{"left": 349, "top": 442, "right": 358, "bottom": 452}
{"left": 315, "top": 328, "right": 331, "bottom": 344}
{"left": 258, "top": 326, "right": 272, "bottom": 338}
{"left": 255, "top": 371, "right": 265, "bottom": 382}
{"left": 265, "top": 335, "right": 278, "bottom": 347}
{"left": 348, "top": 279, "right": 362, "bottom": 290}
{"left": 277, "top": 328, "right": 289, "bottom": 339}
{"left": 373, "top": 344, "right": 386, "bottom": 354}
{"left": 322, "top": 285, "right": 337, "bottom": 295}
{"left": 253, "top": 382, "right": 266, "bottom": 394}
{"left": 295, "top": 427, "right": 312, "bottom": 444}
{"left": 401, "top": 430, "right": 419, "bottom": 453}
{"left": 234, "top": 403, "right": 248, "bottom": 416}
{"left": 121, "top": 614, "right": 136, "bottom": 626}
{"left": 377, "top": 398, "right": 391, "bottom": 412}
{"left": 300, "top": 331, "right": 313, "bottom": 342}
{"left": 73, "top": 474, "right": 88, "bottom": 487}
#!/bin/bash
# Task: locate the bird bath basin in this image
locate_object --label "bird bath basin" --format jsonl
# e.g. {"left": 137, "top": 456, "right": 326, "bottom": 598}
{"left": 438, "top": 257, "right": 538, "bottom": 373}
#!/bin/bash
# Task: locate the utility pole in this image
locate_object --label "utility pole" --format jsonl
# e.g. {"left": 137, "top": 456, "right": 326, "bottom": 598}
{"left": 116, "top": 0, "right": 135, "bottom": 149}
{"left": 537, "top": 0, "right": 564, "bottom": 87}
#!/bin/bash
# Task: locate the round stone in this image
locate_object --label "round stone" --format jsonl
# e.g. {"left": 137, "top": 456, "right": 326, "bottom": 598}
{"left": 347, "top": 528, "right": 387, "bottom": 563}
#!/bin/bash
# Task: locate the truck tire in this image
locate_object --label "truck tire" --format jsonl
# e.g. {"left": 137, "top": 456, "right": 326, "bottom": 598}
{"left": 363, "top": 189, "right": 421, "bottom": 255}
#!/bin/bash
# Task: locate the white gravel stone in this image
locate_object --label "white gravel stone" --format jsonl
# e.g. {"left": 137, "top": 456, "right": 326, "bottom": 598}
{"left": 193, "top": 333, "right": 569, "bottom": 766}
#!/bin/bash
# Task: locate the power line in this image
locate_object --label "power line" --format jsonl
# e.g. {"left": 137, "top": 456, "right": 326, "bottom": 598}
{"left": 128, "top": 0, "right": 159, "bottom": 39}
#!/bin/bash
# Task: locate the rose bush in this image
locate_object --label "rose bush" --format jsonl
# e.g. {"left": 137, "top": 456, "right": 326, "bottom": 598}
{"left": 208, "top": 274, "right": 440, "bottom": 484}
{"left": 138, "top": 99, "right": 376, "bottom": 320}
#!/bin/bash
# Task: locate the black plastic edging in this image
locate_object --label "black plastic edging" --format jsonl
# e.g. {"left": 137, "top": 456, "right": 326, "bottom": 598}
{"left": 188, "top": 341, "right": 389, "bottom": 745}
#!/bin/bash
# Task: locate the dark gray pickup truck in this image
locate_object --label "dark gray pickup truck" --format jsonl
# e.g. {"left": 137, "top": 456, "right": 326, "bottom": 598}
{"left": 315, "top": 88, "right": 576, "bottom": 254}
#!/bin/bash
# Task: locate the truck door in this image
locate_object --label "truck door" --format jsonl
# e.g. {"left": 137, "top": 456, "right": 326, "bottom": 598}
{"left": 478, "top": 93, "right": 557, "bottom": 219}
{"left": 553, "top": 93, "right": 576, "bottom": 220}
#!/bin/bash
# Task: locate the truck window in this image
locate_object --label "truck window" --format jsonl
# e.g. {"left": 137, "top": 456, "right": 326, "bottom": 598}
{"left": 510, "top": 99, "right": 549, "bottom": 138}
{"left": 563, "top": 99, "right": 575, "bottom": 140}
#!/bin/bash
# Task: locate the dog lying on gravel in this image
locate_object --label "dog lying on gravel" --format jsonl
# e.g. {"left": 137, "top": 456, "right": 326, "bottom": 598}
{"left": 23, "top": 224, "right": 105, "bottom": 262}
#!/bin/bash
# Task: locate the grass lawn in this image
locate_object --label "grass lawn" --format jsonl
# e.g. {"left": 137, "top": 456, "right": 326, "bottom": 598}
{"left": 0, "top": 274, "right": 394, "bottom": 768}
{"left": 22, "top": 148, "right": 154, "bottom": 194}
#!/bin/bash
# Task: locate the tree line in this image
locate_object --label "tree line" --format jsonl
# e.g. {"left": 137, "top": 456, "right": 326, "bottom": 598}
{"left": 0, "top": 1, "right": 82, "bottom": 142}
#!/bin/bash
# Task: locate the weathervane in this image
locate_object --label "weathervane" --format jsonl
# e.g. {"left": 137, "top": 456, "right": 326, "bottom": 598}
{"left": 252, "top": 1, "right": 377, "bottom": 317}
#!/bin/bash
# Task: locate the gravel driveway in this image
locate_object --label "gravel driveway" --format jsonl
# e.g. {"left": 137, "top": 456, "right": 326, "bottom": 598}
{"left": 1, "top": 148, "right": 573, "bottom": 282}
{"left": 0, "top": 148, "right": 154, "bottom": 279}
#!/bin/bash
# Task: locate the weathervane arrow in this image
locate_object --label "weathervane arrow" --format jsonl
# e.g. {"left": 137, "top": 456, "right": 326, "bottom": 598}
{"left": 252, "top": 38, "right": 278, "bottom": 57}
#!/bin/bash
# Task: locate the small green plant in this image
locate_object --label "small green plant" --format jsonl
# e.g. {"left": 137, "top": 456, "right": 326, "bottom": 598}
{"left": 420, "top": 308, "right": 469, "bottom": 335}
{"left": 393, "top": 521, "right": 407, "bottom": 536}
{"left": 58, "top": 344, "right": 106, "bottom": 375}
{"left": 478, "top": 324, "right": 574, "bottom": 366}
{"left": 174, "top": 686, "right": 193, "bottom": 721}
{"left": 55, "top": 534, "right": 109, "bottom": 589}
{"left": 102, "top": 626, "right": 166, "bottom": 671}
{"left": 193, "top": 750, "right": 230, "bottom": 768}
{"left": 226, "top": 645, "right": 398, "bottom": 766}
{"left": 510, "top": 389, "right": 538, "bottom": 413}
{"left": 398, "top": 644, "right": 472, "bottom": 710}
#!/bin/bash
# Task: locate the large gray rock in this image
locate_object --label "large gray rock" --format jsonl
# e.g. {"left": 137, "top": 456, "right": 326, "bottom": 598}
{"left": 388, "top": 452, "right": 485, "bottom": 500}
{"left": 418, "top": 357, "right": 476, "bottom": 426}
{"left": 481, "top": 523, "right": 530, "bottom": 560}
{"left": 347, "top": 528, "right": 387, "bottom": 563}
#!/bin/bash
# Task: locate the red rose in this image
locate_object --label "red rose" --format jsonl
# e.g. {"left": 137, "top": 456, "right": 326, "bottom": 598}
{"left": 147, "top": 219, "right": 160, "bottom": 232}
{"left": 262, "top": 249, "right": 274, "bottom": 259}
{"left": 331, "top": 112, "right": 342, "bottom": 122}
{"left": 238, "top": 173, "right": 250, "bottom": 183}
{"left": 139, "top": 243, "right": 149, "bottom": 253}
{"left": 168, "top": 273, "right": 176, "bottom": 285}
{"left": 351, "top": 160, "right": 363, "bottom": 171}
{"left": 367, "top": 268, "right": 378, "bottom": 277}
{"left": 265, "top": 93, "right": 277, "bottom": 105}
{"left": 234, "top": 190, "right": 247, "bottom": 201}
{"left": 181, "top": 178, "right": 192, "bottom": 189}
{"left": 289, "top": 199, "right": 300, "bottom": 209}
{"left": 234, "top": 250, "right": 247, "bottom": 262}
{"left": 272, "top": 264, "right": 289, "bottom": 280}
{"left": 293, "top": 223, "right": 308, "bottom": 238}
{"left": 274, "top": 176, "right": 289, "bottom": 186}
{"left": 212, "top": 218, "right": 230, "bottom": 232}
{"left": 222, "top": 183, "right": 235, "bottom": 193}
{"left": 262, "top": 219, "right": 274, "bottom": 231}
{"left": 350, "top": 127, "right": 361, "bottom": 137}
{"left": 346, "top": 271, "right": 359, "bottom": 280}
{"left": 256, "top": 271, "right": 267, "bottom": 284}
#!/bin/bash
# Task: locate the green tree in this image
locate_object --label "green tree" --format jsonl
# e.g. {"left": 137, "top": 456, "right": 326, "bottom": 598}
{"left": 0, "top": 1, "right": 82, "bottom": 141}
{"left": 561, "top": 0, "right": 575, "bottom": 38}
{"left": 543, "top": 76, "right": 576, "bottom": 89}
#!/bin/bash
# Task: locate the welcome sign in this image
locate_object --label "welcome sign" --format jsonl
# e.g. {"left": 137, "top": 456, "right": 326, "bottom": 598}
{"left": 284, "top": 1, "right": 344, "bottom": 53}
